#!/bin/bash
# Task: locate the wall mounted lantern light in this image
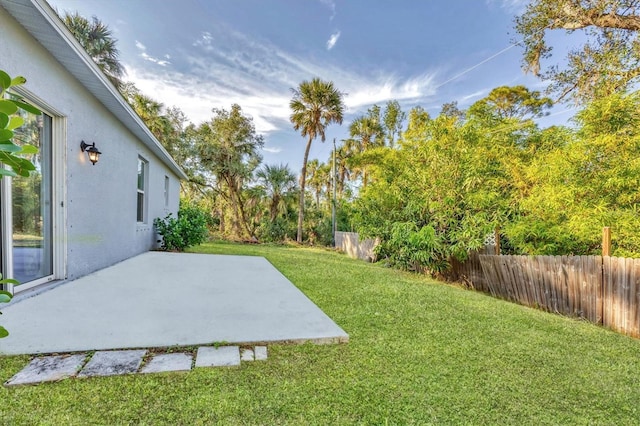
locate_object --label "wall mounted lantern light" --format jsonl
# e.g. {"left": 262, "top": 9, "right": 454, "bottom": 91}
{"left": 80, "top": 140, "right": 101, "bottom": 165}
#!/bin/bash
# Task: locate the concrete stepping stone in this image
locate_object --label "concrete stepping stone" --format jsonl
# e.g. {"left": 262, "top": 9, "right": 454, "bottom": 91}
{"left": 78, "top": 350, "right": 146, "bottom": 378}
{"left": 240, "top": 348, "right": 254, "bottom": 361}
{"left": 255, "top": 346, "right": 268, "bottom": 361}
{"left": 195, "top": 346, "right": 240, "bottom": 367}
{"left": 140, "top": 353, "right": 192, "bottom": 374}
{"left": 4, "top": 354, "right": 87, "bottom": 386}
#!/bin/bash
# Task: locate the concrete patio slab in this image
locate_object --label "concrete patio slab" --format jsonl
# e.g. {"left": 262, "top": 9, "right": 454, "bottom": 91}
{"left": 140, "top": 353, "right": 193, "bottom": 374}
{"left": 78, "top": 350, "right": 146, "bottom": 378}
{"left": 4, "top": 354, "right": 87, "bottom": 386}
{"left": 195, "top": 346, "right": 240, "bottom": 367}
{"left": 0, "top": 252, "right": 348, "bottom": 355}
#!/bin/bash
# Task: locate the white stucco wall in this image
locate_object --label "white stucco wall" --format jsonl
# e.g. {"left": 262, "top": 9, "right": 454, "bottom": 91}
{"left": 0, "top": 8, "right": 181, "bottom": 281}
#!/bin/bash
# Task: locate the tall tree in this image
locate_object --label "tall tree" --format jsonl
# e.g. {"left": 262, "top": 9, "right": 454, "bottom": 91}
{"left": 346, "top": 105, "right": 385, "bottom": 188}
{"left": 256, "top": 163, "right": 297, "bottom": 222}
{"left": 440, "top": 101, "right": 465, "bottom": 121}
{"left": 382, "top": 100, "right": 406, "bottom": 148}
{"left": 63, "top": 12, "right": 125, "bottom": 89}
{"left": 289, "top": 78, "right": 345, "bottom": 243}
{"left": 468, "top": 85, "right": 553, "bottom": 121}
{"left": 515, "top": 0, "right": 640, "bottom": 103}
{"left": 194, "top": 104, "right": 264, "bottom": 238}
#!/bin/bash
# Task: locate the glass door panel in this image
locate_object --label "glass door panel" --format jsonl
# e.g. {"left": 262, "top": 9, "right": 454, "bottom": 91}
{"left": 11, "top": 112, "right": 52, "bottom": 284}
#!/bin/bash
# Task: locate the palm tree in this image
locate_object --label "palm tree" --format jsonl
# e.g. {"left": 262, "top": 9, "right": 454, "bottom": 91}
{"left": 123, "top": 84, "right": 172, "bottom": 141}
{"left": 63, "top": 12, "right": 125, "bottom": 89}
{"left": 289, "top": 78, "right": 345, "bottom": 243}
{"left": 256, "top": 163, "right": 297, "bottom": 222}
{"left": 305, "top": 159, "right": 322, "bottom": 207}
{"left": 346, "top": 107, "right": 384, "bottom": 188}
{"left": 329, "top": 144, "right": 352, "bottom": 199}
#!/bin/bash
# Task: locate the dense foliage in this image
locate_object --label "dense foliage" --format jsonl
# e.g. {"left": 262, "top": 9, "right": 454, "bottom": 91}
{"left": 153, "top": 201, "right": 209, "bottom": 251}
{"left": 351, "top": 90, "right": 640, "bottom": 274}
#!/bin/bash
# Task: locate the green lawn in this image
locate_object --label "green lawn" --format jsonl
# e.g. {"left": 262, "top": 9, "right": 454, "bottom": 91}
{"left": 2, "top": 241, "right": 640, "bottom": 424}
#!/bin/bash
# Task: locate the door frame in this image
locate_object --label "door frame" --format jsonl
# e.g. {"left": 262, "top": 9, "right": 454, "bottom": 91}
{"left": 1, "top": 88, "right": 66, "bottom": 293}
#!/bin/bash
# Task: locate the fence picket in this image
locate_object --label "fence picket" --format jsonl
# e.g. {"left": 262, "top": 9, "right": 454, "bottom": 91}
{"left": 456, "top": 252, "right": 639, "bottom": 338}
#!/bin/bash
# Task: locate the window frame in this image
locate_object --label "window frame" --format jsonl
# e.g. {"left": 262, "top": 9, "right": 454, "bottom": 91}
{"left": 136, "top": 156, "right": 149, "bottom": 223}
{"left": 164, "top": 175, "right": 170, "bottom": 207}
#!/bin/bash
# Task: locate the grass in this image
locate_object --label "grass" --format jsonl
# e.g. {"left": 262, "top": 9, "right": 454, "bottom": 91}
{"left": 2, "top": 241, "right": 640, "bottom": 424}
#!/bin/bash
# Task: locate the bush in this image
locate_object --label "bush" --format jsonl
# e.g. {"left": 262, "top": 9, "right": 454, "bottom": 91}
{"left": 256, "top": 216, "right": 296, "bottom": 243}
{"left": 154, "top": 201, "right": 209, "bottom": 251}
{"left": 376, "top": 222, "right": 448, "bottom": 274}
{"left": 303, "top": 207, "right": 334, "bottom": 246}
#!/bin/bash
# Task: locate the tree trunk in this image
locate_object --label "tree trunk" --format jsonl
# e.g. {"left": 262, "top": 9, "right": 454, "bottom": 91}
{"left": 235, "top": 185, "right": 254, "bottom": 238}
{"left": 297, "top": 136, "right": 313, "bottom": 243}
{"left": 270, "top": 195, "right": 279, "bottom": 222}
{"left": 218, "top": 206, "right": 225, "bottom": 234}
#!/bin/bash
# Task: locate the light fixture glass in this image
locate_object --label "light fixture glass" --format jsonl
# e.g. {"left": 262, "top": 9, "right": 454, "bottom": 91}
{"left": 80, "top": 140, "right": 101, "bottom": 165}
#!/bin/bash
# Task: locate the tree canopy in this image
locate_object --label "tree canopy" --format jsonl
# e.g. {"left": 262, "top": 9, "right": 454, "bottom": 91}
{"left": 516, "top": 0, "right": 640, "bottom": 103}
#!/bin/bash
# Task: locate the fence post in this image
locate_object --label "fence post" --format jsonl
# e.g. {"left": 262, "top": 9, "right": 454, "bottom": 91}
{"left": 602, "top": 227, "right": 611, "bottom": 257}
{"left": 494, "top": 227, "right": 501, "bottom": 255}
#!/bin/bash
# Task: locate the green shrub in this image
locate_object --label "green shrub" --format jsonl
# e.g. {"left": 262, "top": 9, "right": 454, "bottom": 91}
{"left": 154, "top": 201, "right": 209, "bottom": 251}
{"left": 256, "top": 216, "right": 296, "bottom": 243}
{"left": 376, "top": 222, "right": 448, "bottom": 274}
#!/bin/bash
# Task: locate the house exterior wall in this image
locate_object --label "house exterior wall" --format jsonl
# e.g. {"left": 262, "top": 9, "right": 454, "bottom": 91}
{"left": 0, "top": 9, "right": 181, "bottom": 282}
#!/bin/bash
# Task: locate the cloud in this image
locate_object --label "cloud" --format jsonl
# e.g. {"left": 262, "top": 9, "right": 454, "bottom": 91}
{"left": 326, "top": 31, "right": 341, "bottom": 50}
{"left": 140, "top": 52, "right": 171, "bottom": 66}
{"left": 263, "top": 146, "right": 282, "bottom": 153}
{"left": 487, "top": 0, "right": 528, "bottom": 13}
{"left": 343, "top": 73, "right": 438, "bottom": 111}
{"left": 458, "top": 89, "right": 488, "bottom": 106}
{"left": 124, "top": 26, "right": 440, "bottom": 135}
{"left": 135, "top": 39, "right": 170, "bottom": 66}
{"left": 193, "top": 31, "right": 214, "bottom": 51}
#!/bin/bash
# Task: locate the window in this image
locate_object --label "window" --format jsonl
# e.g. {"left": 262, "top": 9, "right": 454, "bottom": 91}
{"left": 164, "top": 175, "right": 170, "bottom": 207}
{"left": 137, "top": 157, "right": 148, "bottom": 222}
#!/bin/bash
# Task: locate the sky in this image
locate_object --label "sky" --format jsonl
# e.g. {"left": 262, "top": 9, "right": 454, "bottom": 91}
{"left": 47, "top": 0, "right": 575, "bottom": 173}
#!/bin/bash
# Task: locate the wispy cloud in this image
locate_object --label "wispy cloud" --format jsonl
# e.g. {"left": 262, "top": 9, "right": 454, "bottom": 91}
{"left": 487, "top": 0, "right": 528, "bottom": 13}
{"left": 135, "top": 40, "right": 171, "bottom": 66}
{"left": 263, "top": 146, "right": 283, "bottom": 153}
{"left": 326, "top": 31, "right": 341, "bottom": 50}
{"left": 192, "top": 31, "right": 214, "bottom": 50}
{"left": 458, "top": 89, "right": 488, "bottom": 106}
{"left": 125, "top": 25, "right": 439, "bottom": 134}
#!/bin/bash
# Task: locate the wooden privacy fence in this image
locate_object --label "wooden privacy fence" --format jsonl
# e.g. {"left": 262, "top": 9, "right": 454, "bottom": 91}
{"left": 453, "top": 254, "right": 640, "bottom": 338}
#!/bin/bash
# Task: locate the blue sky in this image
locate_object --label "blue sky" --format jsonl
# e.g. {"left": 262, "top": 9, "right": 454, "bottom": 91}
{"left": 48, "top": 0, "right": 574, "bottom": 173}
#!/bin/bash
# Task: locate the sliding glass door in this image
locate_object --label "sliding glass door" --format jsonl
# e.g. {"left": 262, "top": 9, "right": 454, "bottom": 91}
{"left": 0, "top": 110, "right": 53, "bottom": 289}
